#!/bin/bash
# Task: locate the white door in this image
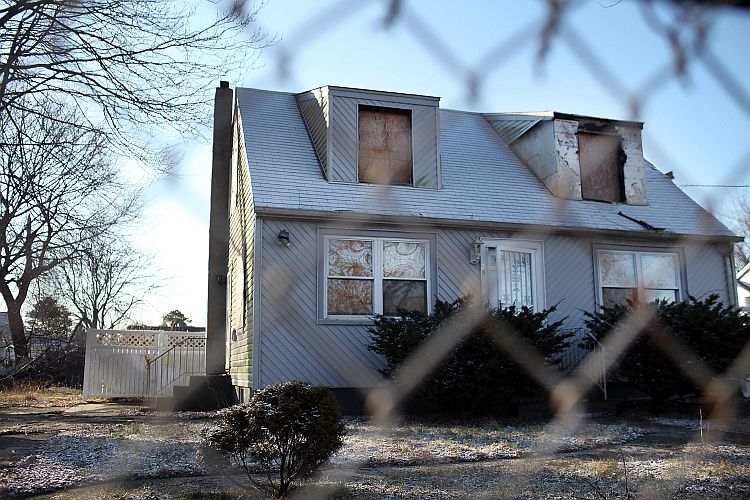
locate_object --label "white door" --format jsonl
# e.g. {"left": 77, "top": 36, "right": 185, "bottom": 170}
{"left": 481, "top": 240, "right": 545, "bottom": 310}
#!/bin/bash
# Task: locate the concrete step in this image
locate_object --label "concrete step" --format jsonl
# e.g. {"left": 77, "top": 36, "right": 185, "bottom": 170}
{"left": 144, "top": 374, "right": 237, "bottom": 412}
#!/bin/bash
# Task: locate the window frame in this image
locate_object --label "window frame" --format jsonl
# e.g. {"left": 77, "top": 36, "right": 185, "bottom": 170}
{"left": 357, "top": 105, "right": 415, "bottom": 186}
{"left": 595, "top": 248, "right": 684, "bottom": 307}
{"left": 480, "top": 239, "right": 546, "bottom": 311}
{"left": 319, "top": 230, "right": 435, "bottom": 324}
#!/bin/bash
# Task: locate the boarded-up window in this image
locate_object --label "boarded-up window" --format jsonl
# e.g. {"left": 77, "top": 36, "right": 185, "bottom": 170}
{"left": 578, "top": 132, "right": 625, "bottom": 202}
{"left": 358, "top": 107, "right": 412, "bottom": 185}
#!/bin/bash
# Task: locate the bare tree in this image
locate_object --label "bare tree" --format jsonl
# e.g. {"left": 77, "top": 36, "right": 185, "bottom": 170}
{"left": 0, "top": 100, "right": 136, "bottom": 362}
{"left": 0, "top": 0, "right": 272, "bottom": 162}
{"left": 727, "top": 195, "right": 750, "bottom": 269}
{"left": 52, "top": 236, "right": 160, "bottom": 330}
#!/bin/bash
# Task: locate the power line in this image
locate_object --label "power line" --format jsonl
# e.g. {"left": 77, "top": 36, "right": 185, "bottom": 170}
{"left": 680, "top": 184, "right": 750, "bottom": 188}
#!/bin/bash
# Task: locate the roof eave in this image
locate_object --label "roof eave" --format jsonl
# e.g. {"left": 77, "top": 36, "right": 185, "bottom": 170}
{"left": 254, "top": 206, "right": 740, "bottom": 242}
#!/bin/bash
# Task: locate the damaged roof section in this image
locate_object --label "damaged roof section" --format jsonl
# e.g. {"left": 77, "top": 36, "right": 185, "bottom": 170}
{"left": 484, "top": 112, "right": 648, "bottom": 206}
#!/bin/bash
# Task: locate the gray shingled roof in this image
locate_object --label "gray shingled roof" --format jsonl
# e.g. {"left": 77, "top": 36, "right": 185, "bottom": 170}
{"left": 236, "top": 87, "right": 737, "bottom": 239}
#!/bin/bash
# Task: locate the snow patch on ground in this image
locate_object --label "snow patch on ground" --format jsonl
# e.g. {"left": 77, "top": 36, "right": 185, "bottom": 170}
{"left": 333, "top": 419, "right": 643, "bottom": 466}
{"left": 0, "top": 427, "right": 206, "bottom": 496}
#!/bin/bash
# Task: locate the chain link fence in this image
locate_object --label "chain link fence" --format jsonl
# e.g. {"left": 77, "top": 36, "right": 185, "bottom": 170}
{"left": 213, "top": 0, "right": 750, "bottom": 496}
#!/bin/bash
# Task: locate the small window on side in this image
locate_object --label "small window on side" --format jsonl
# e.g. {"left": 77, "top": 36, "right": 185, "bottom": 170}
{"left": 578, "top": 132, "right": 625, "bottom": 203}
{"left": 358, "top": 107, "right": 412, "bottom": 185}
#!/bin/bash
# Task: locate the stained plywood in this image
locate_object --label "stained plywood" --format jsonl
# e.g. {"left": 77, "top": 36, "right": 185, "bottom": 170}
{"left": 579, "top": 132, "right": 624, "bottom": 203}
{"left": 358, "top": 107, "right": 413, "bottom": 185}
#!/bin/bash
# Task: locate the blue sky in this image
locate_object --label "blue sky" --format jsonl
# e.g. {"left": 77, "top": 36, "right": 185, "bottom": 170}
{"left": 136, "top": 0, "right": 750, "bottom": 326}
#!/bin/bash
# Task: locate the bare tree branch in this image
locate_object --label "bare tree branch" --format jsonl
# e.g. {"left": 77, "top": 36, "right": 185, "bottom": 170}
{"left": 0, "top": 99, "right": 137, "bottom": 361}
{"left": 51, "top": 236, "right": 161, "bottom": 330}
{"left": 0, "top": 0, "right": 274, "bottom": 168}
{"left": 725, "top": 195, "right": 750, "bottom": 268}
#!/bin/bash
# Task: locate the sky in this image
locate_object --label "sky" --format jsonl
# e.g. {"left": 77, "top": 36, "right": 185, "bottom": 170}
{"left": 133, "top": 0, "right": 750, "bottom": 327}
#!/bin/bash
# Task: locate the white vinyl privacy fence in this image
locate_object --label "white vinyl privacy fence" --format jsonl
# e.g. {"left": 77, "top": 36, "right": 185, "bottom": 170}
{"left": 83, "top": 329, "right": 206, "bottom": 400}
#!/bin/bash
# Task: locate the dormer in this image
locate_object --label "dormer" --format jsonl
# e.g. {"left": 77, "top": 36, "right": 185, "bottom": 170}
{"left": 484, "top": 112, "right": 648, "bottom": 205}
{"left": 296, "top": 86, "right": 441, "bottom": 188}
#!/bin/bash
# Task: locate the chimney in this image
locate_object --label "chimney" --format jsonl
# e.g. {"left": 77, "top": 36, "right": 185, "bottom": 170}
{"left": 206, "top": 81, "right": 233, "bottom": 376}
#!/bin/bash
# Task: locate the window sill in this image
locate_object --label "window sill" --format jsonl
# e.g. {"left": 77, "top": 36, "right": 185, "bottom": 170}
{"left": 317, "top": 316, "right": 375, "bottom": 326}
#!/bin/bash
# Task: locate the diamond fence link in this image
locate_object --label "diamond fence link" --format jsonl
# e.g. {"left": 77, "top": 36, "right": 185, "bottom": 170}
{"left": 217, "top": 0, "right": 750, "bottom": 496}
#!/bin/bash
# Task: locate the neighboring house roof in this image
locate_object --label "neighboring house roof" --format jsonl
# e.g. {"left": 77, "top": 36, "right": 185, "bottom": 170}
{"left": 738, "top": 262, "right": 750, "bottom": 292}
{"left": 739, "top": 261, "right": 750, "bottom": 280}
{"left": 236, "top": 87, "right": 737, "bottom": 240}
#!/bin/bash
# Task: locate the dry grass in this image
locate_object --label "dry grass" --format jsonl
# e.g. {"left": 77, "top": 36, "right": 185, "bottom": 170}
{"left": 0, "top": 383, "right": 81, "bottom": 408}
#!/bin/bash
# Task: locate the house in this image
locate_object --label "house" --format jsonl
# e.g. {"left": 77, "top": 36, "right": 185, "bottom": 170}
{"left": 738, "top": 261, "right": 750, "bottom": 313}
{"left": 205, "top": 83, "right": 742, "bottom": 403}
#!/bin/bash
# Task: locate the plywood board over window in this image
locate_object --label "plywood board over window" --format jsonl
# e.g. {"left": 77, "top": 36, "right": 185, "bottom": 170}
{"left": 358, "top": 107, "right": 412, "bottom": 185}
{"left": 579, "top": 132, "right": 625, "bottom": 203}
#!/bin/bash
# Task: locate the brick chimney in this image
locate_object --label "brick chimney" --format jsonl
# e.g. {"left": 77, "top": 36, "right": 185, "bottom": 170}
{"left": 206, "top": 81, "right": 233, "bottom": 375}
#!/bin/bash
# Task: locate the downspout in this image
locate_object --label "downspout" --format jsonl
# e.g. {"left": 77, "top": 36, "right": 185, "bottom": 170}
{"left": 726, "top": 252, "right": 739, "bottom": 308}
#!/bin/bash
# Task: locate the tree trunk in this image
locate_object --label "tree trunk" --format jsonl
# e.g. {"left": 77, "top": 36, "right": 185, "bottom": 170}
{"left": 6, "top": 302, "right": 29, "bottom": 362}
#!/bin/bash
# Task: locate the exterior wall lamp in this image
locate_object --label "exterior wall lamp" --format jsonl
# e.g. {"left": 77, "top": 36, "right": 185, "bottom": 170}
{"left": 470, "top": 237, "right": 482, "bottom": 265}
{"left": 277, "top": 229, "right": 291, "bottom": 247}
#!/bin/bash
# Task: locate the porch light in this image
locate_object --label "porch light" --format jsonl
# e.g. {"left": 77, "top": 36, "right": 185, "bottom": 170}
{"left": 277, "top": 229, "right": 291, "bottom": 247}
{"left": 470, "top": 237, "right": 482, "bottom": 265}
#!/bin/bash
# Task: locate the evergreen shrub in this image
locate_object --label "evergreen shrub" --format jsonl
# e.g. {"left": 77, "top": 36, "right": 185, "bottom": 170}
{"left": 202, "top": 381, "right": 345, "bottom": 498}
{"left": 368, "top": 298, "right": 571, "bottom": 416}
{"left": 584, "top": 294, "right": 750, "bottom": 401}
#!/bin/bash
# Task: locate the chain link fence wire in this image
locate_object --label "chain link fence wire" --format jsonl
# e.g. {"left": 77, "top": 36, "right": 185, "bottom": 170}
{"left": 211, "top": 0, "right": 750, "bottom": 497}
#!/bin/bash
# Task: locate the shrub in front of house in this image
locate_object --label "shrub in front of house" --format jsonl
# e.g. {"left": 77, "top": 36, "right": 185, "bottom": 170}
{"left": 368, "top": 298, "right": 571, "bottom": 416}
{"left": 584, "top": 294, "right": 750, "bottom": 402}
{"left": 202, "top": 380, "right": 345, "bottom": 498}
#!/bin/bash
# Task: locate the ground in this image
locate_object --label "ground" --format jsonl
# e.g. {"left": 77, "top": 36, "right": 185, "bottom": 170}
{"left": 1, "top": 387, "right": 749, "bottom": 498}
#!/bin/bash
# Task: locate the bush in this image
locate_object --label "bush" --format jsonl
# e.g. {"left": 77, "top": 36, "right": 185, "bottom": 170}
{"left": 584, "top": 294, "right": 750, "bottom": 402}
{"left": 202, "top": 381, "right": 346, "bottom": 498}
{"left": 368, "top": 298, "right": 571, "bottom": 416}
